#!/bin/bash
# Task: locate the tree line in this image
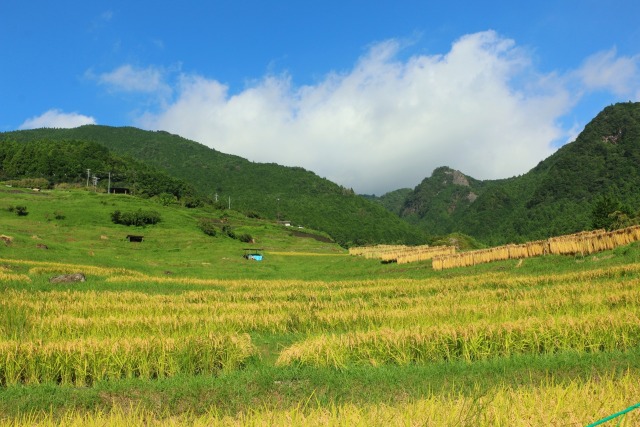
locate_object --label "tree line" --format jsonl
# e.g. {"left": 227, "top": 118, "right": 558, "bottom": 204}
{"left": 0, "top": 139, "right": 196, "bottom": 200}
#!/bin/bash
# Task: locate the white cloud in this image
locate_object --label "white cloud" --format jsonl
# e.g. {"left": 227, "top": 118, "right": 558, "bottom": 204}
{"left": 133, "top": 30, "right": 639, "bottom": 195}
{"left": 92, "top": 64, "right": 172, "bottom": 98}
{"left": 577, "top": 48, "right": 640, "bottom": 97}
{"left": 19, "top": 109, "right": 96, "bottom": 130}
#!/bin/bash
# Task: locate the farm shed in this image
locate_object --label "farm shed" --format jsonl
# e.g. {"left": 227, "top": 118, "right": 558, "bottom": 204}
{"left": 110, "top": 187, "right": 130, "bottom": 194}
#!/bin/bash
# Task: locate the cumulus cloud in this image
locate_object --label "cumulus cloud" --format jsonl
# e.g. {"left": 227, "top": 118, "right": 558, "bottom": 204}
{"left": 133, "top": 30, "right": 635, "bottom": 195}
{"left": 19, "top": 109, "right": 96, "bottom": 130}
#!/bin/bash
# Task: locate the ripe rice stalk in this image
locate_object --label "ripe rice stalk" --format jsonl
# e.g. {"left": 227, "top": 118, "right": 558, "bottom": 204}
{"left": 28, "top": 266, "right": 140, "bottom": 277}
{"left": 6, "top": 263, "right": 640, "bottom": 341}
{"left": 0, "top": 257, "right": 144, "bottom": 278}
{"left": 0, "top": 333, "right": 256, "bottom": 386}
{"left": 11, "top": 279, "right": 640, "bottom": 340}
{"left": 276, "top": 312, "right": 640, "bottom": 368}
{"left": 0, "top": 272, "right": 31, "bottom": 283}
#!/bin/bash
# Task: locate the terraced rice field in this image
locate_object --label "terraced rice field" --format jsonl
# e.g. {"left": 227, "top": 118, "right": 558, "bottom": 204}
{"left": 1, "top": 256, "right": 640, "bottom": 425}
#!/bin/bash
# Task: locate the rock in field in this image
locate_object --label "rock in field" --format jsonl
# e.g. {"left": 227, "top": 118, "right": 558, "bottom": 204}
{"left": 49, "top": 273, "right": 86, "bottom": 283}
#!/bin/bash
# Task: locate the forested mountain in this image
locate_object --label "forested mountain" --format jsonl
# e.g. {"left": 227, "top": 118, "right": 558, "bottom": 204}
{"left": 0, "top": 139, "right": 195, "bottom": 199}
{"left": 390, "top": 102, "right": 640, "bottom": 245}
{"left": 0, "top": 126, "right": 426, "bottom": 247}
{"left": 361, "top": 188, "right": 412, "bottom": 216}
{"left": 400, "top": 167, "right": 487, "bottom": 233}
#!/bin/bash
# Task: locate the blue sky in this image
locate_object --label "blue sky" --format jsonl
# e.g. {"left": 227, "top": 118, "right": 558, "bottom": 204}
{"left": 2, "top": 1, "right": 640, "bottom": 194}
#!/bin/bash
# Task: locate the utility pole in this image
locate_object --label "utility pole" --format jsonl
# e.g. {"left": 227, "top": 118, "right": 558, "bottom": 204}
{"left": 86, "top": 169, "right": 91, "bottom": 187}
{"left": 108, "top": 172, "right": 111, "bottom": 194}
{"left": 228, "top": 196, "right": 231, "bottom": 210}
{"left": 214, "top": 193, "right": 218, "bottom": 202}
{"left": 92, "top": 175, "right": 99, "bottom": 191}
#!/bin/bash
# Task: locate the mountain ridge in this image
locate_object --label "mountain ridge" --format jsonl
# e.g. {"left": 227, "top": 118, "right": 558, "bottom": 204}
{"left": 381, "top": 102, "right": 640, "bottom": 244}
{"left": 3, "top": 101, "right": 639, "bottom": 246}
{"left": 0, "top": 125, "right": 426, "bottom": 247}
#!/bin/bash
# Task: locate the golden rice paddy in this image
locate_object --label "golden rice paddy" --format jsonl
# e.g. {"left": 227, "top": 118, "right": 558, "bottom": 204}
{"left": 1, "top": 249, "right": 640, "bottom": 425}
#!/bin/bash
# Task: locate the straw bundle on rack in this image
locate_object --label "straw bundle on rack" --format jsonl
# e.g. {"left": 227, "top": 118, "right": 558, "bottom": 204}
{"left": 432, "top": 225, "right": 640, "bottom": 271}
{"left": 396, "top": 246, "right": 456, "bottom": 264}
{"left": 349, "top": 244, "right": 453, "bottom": 263}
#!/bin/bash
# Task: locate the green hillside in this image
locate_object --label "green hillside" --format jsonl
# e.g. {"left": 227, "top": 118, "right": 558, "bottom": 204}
{"left": 395, "top": 102, "right": 640, "bottom": 245}
{"left": 0, "top": 186, "right": 376, "bottom": 280}
{"left": 0, "top": 126, "right": 426, "bottom": 247}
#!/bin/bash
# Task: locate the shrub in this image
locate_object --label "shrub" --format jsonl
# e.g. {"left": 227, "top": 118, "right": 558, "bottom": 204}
{"left": 183, "top": 197, "right": 204, "bottom": 209}
{"left": 156, "top": 193, "right": 176, "bottom": 207}
{"left": 222, "top": 226, "right": 235, "bottom": 239}
{"left": 198, "top": 218, "right": 218, "bottom": 237}
{"left": 111, "top": 209, "right": 161, "bottom": 226}
{"left": 221, "top": 226, "right": 253, "bottom": 243}
{"left": 236, "top": 233, "right": 254, "bottom": 243}
{"left": 15, "top": 206, "right": 28, "bottom": 216}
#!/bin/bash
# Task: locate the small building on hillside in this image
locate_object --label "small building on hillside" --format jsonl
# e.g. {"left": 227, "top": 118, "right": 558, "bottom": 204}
{"left": 110, "top": 187, "right": 130, "bottom": 194}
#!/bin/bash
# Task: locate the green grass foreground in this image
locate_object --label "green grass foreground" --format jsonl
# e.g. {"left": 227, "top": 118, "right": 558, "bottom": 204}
{"left": 1, "top": 187, "right": 640, "bottom": 426}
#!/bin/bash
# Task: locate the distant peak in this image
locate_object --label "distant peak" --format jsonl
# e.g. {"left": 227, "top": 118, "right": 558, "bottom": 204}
{"left": 432, "top": 166, "right": 470, "bottom": 187}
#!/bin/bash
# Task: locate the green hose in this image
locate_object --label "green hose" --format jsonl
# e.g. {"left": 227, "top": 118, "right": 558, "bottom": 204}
{"left": 585, "top": 402, "right": 640, "bottom": 427}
